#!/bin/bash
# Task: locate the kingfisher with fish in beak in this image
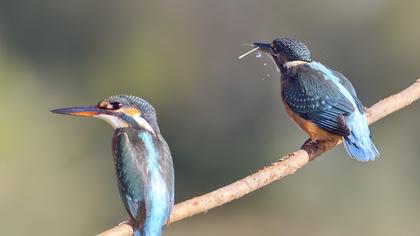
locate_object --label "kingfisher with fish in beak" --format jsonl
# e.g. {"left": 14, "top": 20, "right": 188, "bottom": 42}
{"left": 240, "top": 37, "right": 379, "bottom": 161}
{"left": 52, "top": 95, "right": 174, "bottom": 236}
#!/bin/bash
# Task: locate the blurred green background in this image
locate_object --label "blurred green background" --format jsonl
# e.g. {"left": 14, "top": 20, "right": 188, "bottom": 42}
{"left": 0, "top": 1, "right": 419, "bottom": 235}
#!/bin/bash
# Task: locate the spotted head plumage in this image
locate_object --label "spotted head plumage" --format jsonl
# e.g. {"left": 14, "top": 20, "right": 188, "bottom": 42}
{"left": 51, "top": 94, "right": 160, "bottom": 134}
{"left": 253, "top": 37, "right": 312, "bottom": 71}
{"left": 271, "top": 38, "right": 311, "bottom": 62}
{"left": 99, "top": 95, "right": 160, "bottom": 132}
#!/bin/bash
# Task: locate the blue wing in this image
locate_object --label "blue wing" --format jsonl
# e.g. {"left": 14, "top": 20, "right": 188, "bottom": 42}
{"left": 112, "top": 129, "right": 146, "bottom": 221}
{"left": 331, "top": 70, "right": 364, "bottom": 113}
{"left": 282, "top": 63, "right": 355, "bottom": 136}
{"left": 113, "top": 128, "right": 174, "bottom": 235}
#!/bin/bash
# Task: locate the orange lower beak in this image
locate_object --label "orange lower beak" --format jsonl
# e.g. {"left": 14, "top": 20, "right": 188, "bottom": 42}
{"left": 50, "top": 106, "right": 101, "bottom": 117}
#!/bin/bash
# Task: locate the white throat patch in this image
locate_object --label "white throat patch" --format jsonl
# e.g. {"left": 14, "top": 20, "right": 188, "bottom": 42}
{"left": 95, "top": 113, "right": 156, "bottom": 135}
{"left": 284, "top": 60, "right": 308, "bottom": 69}
{"left": 95, "top": 114, "right": 129, "bottom": 129}
{"left": 132, "top": 115, "right": 156, "bottom": 135}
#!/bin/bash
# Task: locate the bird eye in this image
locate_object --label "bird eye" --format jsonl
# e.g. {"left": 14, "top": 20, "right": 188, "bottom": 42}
{"left": 271, "top": 44, "right": 279, "bottom": 54}
{"left": 110, "top": 102, "right": 122, "bottom": 110}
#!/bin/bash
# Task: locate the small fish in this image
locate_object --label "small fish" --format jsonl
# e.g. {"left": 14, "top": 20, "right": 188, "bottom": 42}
{"left": 238, "top": 47, "right": 259, "bottom": 59}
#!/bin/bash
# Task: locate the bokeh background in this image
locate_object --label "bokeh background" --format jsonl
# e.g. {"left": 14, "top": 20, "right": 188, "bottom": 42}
{"left": 0, "top": 1, "right": 419, "bottom": 235}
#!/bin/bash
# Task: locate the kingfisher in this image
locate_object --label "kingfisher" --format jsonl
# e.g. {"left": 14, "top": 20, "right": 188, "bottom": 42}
{"left": 248, "top": 37, "right": 379, "bottom": 161}
{"left": 51, "top": 95, "right": 174, "bottom": 236}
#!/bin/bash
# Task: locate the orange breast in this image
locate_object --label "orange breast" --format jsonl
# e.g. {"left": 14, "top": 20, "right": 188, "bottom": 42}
{"left": 280, "top": 83, "right": 340, "bottom": 141}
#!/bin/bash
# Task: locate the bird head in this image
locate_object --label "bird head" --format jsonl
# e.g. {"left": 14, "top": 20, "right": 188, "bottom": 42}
{"left": 51, "top": 95, "right": 160, "bottom": 135}
{"left": 253, "top": 37, "right": 312, "bottom": 69}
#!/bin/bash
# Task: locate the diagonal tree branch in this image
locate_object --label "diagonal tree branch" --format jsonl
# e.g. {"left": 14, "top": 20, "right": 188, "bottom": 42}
{"left": 98, "top": 79, "right": 420, "bottom": 236}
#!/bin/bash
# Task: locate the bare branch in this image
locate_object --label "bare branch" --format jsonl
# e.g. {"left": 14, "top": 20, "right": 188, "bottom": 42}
{"left": 98, "top": 80, "right": 420, "bottom": 236}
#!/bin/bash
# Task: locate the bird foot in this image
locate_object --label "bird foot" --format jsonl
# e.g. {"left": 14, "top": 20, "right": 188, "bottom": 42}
{"left": 300, "top": 138, "right": 324, "bottom": 155}
{"left": 301, "top": 138, "right": 320, "bottom": 148}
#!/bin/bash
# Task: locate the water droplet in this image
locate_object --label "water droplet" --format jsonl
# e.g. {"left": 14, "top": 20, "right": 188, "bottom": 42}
{"left": 256, "top": 51, "right": 262, "bottom": 58}
{"left": 263, "top": 62, "right": 268, "bottom": 66}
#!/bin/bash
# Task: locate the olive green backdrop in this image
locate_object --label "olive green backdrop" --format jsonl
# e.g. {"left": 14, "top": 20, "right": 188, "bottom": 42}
{"left": 0, "top": 1, "right": 419, "bottom": 235}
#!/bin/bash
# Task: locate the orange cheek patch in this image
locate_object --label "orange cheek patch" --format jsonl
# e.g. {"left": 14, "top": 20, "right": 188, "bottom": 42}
{"left": 121, "top": 107, "right": 141, "bottom": 116}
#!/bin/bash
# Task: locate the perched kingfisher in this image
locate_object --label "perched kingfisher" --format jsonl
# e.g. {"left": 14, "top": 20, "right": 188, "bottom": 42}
{"left": 251, "top": 37, "right": 379, "bottom": 161}
{"left": 51, "top": 95, "right": 174, "bottom": 236}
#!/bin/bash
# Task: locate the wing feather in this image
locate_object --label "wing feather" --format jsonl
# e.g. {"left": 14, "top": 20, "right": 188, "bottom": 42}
{"left": 112, "top": 129, "right": 146, "bottom": 221}
{"left": 283, "top": 64, "right": 354, "bottom": 136}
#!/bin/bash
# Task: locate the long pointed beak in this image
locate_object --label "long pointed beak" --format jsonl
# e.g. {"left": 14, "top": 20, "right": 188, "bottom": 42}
{"left": 50, "top": 106, "right": 102, "bottom": 117}
{"left": 253, "top": 42, "right": 273, "bottom": 54}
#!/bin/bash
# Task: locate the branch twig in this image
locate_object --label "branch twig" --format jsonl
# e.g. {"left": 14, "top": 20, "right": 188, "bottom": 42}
{"left": 98, "top": 80, "right": 420, "bottom": 236}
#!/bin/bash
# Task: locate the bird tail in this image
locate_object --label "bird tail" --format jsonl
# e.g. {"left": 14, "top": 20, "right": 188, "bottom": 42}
{"left": 343, "top": 113, "right": 379, "bottom": 161}
{"left": 344, "top": 135, "right": 379, "bottom": 161}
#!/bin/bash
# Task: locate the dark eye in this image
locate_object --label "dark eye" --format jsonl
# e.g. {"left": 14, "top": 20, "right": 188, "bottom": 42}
{"left": 271, "top": 45, "right": 279, "bottom": 54}
{"left": 110, "top": 102, "right": 122, "bottom": 110}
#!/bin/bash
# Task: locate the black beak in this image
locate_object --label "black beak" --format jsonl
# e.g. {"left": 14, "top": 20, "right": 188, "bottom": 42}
{"left": 51, "top": 106, "right": 102, "bottom": 117}
{"left": 253, "top": 43, "right": 274, "bottom": 54}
